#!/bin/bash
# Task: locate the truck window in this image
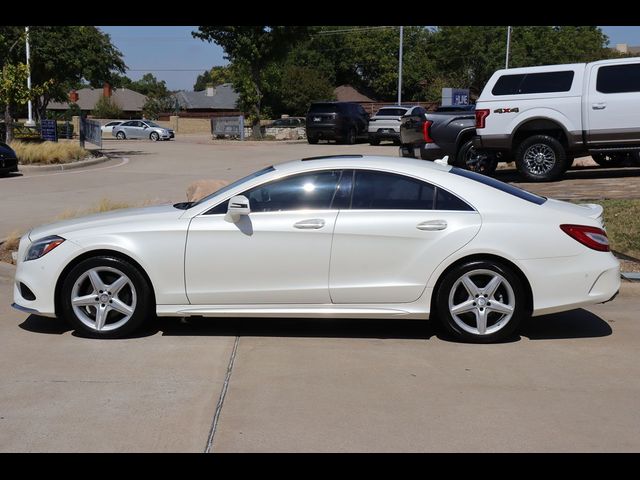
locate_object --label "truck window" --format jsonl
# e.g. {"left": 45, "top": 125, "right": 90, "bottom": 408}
{"left": 596, "top": 63, "right": 640, "bottom": 94}
{"left": 492, "top": 71, "right": 574, "bottom": 95}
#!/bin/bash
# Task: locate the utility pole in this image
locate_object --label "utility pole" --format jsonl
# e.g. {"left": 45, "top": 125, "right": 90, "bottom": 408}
{"left": 25, "top": 26, "right": 35, "bottom": 127}
{"left": 398, "top": 26, "right": 404, "bottom": 106}
{"left": 505, "top": 26, "right": 512, "bottom": 69}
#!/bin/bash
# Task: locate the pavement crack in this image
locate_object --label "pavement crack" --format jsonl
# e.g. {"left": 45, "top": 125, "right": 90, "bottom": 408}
{"left": 204, "top": 335, "right": 240, "bottom": 453}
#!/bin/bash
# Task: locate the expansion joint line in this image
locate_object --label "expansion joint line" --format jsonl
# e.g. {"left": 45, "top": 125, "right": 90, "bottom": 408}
{"left": 204, "top": 335, "right": 240, "bottom": 453}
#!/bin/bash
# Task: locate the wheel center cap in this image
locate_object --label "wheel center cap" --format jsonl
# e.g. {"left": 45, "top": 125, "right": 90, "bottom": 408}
{"left": 477, "top": 297, "right": 487, "bottom": 307}
{"left": 99, "top": 293, "right": 110, "bottom": 303}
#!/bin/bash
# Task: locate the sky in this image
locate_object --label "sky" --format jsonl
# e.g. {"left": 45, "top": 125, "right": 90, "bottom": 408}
{"left": 98, "top": 26, "right": 640, "bottom": 92}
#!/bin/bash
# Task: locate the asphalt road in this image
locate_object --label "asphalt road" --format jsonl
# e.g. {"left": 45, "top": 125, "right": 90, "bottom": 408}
{"left": 1, "top": 260, "right": 639, "bottom": 452}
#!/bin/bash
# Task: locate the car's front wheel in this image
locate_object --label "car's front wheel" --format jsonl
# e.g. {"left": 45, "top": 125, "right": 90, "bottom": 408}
{"left": 150, "top": 132, "right": 159, "bottom": 141}
{"left": 60, "top": 256, "right": 152, "bottom": 338}
{"left": 436, "top": 260, "right": 527, "bottom": 343}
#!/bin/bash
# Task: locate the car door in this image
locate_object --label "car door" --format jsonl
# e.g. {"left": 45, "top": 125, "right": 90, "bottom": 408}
{"left": 586, "top": 61, "right": 640, "bottom": 145}
{"left": 329, "top": 170, "right": 482, "bottom": 304}
{"left": 184, "top": 169, "right": 345, "bottom": 305}
{"left": 131, "top": 121, "right": 146, "bottom": 139}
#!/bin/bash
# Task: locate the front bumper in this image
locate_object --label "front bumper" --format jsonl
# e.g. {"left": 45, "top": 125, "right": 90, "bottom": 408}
{"left": 0, "top": 156, "right": 18, "bottom": 175}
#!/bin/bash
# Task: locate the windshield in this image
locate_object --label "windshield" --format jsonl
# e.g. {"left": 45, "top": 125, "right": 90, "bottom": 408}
{"left": 190, "top": 166, "right": 276, "bottom": 207}
{"left": 375, "top": 108, "right": 408, "bottom": 116}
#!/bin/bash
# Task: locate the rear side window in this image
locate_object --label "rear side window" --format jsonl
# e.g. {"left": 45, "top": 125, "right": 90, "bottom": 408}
{"left": 596, "top": 63, "right": 640, "bottom": 93}
{"left": 376, "top": 108, "right": 408, "bottom": 116}
{"left": 451, "top": 167, "right": 547, "bottom": 205}
{"left": 492, "top": 71, "right": 574, "bottom": 95}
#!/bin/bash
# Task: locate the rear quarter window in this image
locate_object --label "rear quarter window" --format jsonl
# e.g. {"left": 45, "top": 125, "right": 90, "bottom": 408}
{"left": 491, "top": 71, "right": 574, "bottom": 95}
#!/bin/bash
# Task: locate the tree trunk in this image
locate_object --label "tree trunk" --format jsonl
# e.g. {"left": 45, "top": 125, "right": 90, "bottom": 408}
{"left": 250, "top": 68, "right": 263, "bottom": 140}
{"left": 4, "top": 104, "right": 13, "bottom": 144}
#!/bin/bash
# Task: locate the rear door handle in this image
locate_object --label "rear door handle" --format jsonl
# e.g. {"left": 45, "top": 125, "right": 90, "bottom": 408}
{"left": 417, "top": 220, "right": 447, "bottom": 231}
{"left": 294, "top": 219, "right": 325, "bottom": 229}
{"left": 592, "top": 103, "right": 607, "bottom": 110}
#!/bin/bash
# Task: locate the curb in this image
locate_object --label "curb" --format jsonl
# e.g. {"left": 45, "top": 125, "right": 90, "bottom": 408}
{"left": 17, "top": 155, "right": 110, "bottom": 173}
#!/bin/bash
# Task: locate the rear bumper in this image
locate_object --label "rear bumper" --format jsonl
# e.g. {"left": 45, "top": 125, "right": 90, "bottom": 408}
{"left": 306, "top": 126, "right": 345, "bottom": 140}
{"left": 368, "top": 129, "right": 400, "bottom": 141}
{"left": 399, "top": 143, "right": 447, "bottom": 161}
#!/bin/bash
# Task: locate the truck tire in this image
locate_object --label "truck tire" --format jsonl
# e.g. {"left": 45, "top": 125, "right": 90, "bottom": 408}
{"left": 515, "top": 135, "right": 567, "bottom": 182}
{"left": 456, "top": 140, "right": 498, "bottom": 175}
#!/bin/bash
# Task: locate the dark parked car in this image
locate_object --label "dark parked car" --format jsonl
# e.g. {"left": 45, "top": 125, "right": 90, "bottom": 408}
{"left": 0, "top": 142, "right": 19, "bottom": 176}
{"left": 268, "top": 117, "right": 306, "bottom": 128}
{"left": 399, "top": 105, "right": 500, "bottom": 174}
{"left": 306, "top": 102, "right": 369, "bottom": 145}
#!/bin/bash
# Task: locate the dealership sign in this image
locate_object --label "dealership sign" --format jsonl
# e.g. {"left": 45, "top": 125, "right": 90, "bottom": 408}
{"left": 442, "top": 88, "right": 470, "bottom": 106}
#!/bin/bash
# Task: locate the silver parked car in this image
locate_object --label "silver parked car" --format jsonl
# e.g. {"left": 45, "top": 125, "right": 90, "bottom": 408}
{"left": 112, "top": 120, "right": 175, "bottom": 141}
{"left": 101, "top": 121, "right": 124, "bottom": 135}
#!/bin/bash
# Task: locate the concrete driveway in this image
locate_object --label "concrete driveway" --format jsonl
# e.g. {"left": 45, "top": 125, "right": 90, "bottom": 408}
{"left": 1, "top": 259, "right": 639, "bottom": 452}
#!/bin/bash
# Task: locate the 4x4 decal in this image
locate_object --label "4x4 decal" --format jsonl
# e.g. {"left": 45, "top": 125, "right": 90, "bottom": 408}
{"left": 494, "top": 107, "right": 519, "bottom": 113}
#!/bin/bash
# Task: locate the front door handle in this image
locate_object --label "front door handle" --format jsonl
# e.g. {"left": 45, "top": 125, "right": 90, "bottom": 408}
{"left": 592, "top": 103, "right": 607, "bottom": 110}
{"left": 417, "top": 220, "right": 447, "bottom": 231}
{"left": 294, "top": 219, "right": 326, "bottom": 229}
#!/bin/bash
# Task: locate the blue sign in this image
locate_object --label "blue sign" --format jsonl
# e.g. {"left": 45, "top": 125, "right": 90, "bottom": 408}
{"left": 442, "top": 88, "right": 470, "bottom": 106}
{"left": 40, "top": 119, "right": 58, "bottom": 142}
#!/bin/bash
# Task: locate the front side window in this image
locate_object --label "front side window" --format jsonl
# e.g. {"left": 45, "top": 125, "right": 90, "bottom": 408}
{"left": 596, "top": 63, "right": 640, "bottom": 94}
{"left": 206, "top": 170, "right": 342, "bottom": 214}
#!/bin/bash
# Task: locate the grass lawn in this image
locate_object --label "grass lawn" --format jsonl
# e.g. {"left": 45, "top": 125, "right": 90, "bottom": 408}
{"left": 594, "top": 199, "right": 640, "bottom": 260}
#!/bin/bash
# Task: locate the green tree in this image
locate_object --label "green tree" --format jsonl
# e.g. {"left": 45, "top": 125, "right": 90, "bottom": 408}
{"left": 193, "top": 67, "right": 232, "bottom": 91}
{"left": 193, "top": 69, "right": 212, "bottom": 91}
{"left": 142, "top": 96, "right": 175, "bottom": 120}
{"left": 280, "top": 65, "right": 335, "bottom": 115}
{"left": 193, "top": 26, "right": 314, "bottom": 138}
{"left": 92, "top": 95, "right": 123, "bottom": 119}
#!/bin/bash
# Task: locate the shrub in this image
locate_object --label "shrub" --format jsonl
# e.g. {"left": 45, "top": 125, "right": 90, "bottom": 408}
{"left": 92, "top": 96, "right": 124, "bottom": 119}
{"left": 10, "top": 140, "right": 90, "bottom": 164}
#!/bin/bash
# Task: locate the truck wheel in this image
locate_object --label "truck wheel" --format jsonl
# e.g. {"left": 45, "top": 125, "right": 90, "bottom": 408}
{"left": 456, "top": 140, "right": 498, "bottom": 175}
{"left": 592, "top": 153, "right": 627, "bottom": 168}
{"left": 369, "top": 137, "right": 380, "bottom": 146}
{"left": 515, "top": 135, "right": 567, "bottom": 182}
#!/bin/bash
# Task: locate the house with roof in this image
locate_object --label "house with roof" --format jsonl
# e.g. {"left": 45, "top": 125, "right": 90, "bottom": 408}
{"left": 172, "top": 83, "right": 240, "bottom": 117}
{"left": 47, "top": 83, "right": 147, "bottom": 118}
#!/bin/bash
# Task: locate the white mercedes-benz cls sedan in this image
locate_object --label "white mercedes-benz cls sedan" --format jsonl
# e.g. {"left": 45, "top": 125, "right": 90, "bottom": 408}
{"left": 12, "top": 155, "right": 620, "bottom": 343}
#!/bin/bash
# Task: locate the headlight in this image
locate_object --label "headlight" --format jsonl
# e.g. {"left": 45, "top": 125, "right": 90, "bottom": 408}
{"left": 24, "top": 235, "right": 65, "bottom": 261}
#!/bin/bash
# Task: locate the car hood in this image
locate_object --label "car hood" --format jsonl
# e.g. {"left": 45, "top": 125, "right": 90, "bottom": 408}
{"left": 543, "top": 198, "right": 604, "bottom": 225}
{"left": 28, "top": 204, "right": 183, "bottom": 241}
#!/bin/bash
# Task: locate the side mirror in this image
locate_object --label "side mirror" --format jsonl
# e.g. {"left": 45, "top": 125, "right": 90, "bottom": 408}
{"left": 225, "top": 195, "right": 251, "bottom": 222}
{"left": 143, "top": 125, "right": 149, "bottom": 129}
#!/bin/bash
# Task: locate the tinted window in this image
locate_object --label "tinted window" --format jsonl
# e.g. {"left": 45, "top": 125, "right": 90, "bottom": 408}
{"left": 120, "top": 121, "right": 135, "bottom": 127}
{"left": 243, "top": 170, "right": 341, "bottom": 212}
{"left": 376, "top": 108, "right": 408, "bottom": 116}
{"left": 200, "top": 166, "right": 275, "bottom": 210}
{"left": 352, "top": 171, "right": 436, "bottom": 210}
{"left": 492, "top": 71, "right": 574, "bottom": 95}
{"left": 450, "top": 167, "right": 546, "bottom": 205}
{"left": 435, "top": 188, "right": 474, "bottom": 211}
{"left": 597, "top": 63, "right": 640, "bottom": 93}
{"left": 309, "top": 103, "right": 341, "bottom": 114}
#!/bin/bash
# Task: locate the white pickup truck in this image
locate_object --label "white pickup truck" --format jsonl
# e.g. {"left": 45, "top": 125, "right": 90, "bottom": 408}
{"left": 472, "top": 57, "right": 640, "bottom": 181}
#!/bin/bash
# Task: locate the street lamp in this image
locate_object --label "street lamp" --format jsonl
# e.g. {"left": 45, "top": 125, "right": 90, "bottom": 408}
{"left": 25, "top": 26, "right": 35, "bottom": 127}
{"left": 505, "top": 26, "right": 512, "bottom": 69}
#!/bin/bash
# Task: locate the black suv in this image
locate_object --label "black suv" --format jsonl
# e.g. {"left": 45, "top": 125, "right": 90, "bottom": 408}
{"left": 306, "top": 102, "right": 369, "bottom": 145}
{"left": 0, "top": 141, "right": 19, "bottom": 177}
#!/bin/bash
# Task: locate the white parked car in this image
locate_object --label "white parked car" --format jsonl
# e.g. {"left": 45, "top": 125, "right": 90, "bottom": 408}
{"left": 101, "top": 121, "right": 124, "bottom": 135}
{"left": 11, "top": 155, "right": 619, "bottom": 342}
{"left": 368, "top": 106, "right": 412, "bottom": 145}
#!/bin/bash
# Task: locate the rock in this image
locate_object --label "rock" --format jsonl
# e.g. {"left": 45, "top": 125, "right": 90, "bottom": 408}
{"left": 186, "top": 179, "right": 230, "bottom": 202}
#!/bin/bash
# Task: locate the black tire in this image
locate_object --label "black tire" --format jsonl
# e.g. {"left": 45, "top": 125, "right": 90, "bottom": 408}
{"left": 455, "top": 140, "right": 498, "bottom": 175}
{"left": 592, "top": 153, "right": 627, "bottom": 168}
{"left": 369, "top": 137, "right": 380, "bottom": 146}
{"left": 435, "top": 260, "right": 528, "bottom": 343}
{"left": 345, "top": 127, "right": 356, "bottom": 145}
{"left": 59, "top": 255, "right": 152, "bottom": 339}
{"left": 150, "top": 132, "right": 159, "bottom": 141}
{"left": 515, "top": 134, "right": 567, "bottom": 182}
{"left": 116, "top": 131, "right": 126, "bottom": 140}
{"left": 307, "top": 136, "right": 319, "bottom": 145}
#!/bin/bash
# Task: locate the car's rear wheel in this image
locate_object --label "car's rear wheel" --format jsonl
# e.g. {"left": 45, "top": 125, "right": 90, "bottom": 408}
{"left": 150, "top": 132, "right": 160, "bottom": 141}
{"left": 60, "top": 256, "right": 152, "bottom": 338}
{"left": 116, "top": 132, "right": 126, "bottom": 140}
{"left": 436, "top": 260, "right": 527, "bottom": 343}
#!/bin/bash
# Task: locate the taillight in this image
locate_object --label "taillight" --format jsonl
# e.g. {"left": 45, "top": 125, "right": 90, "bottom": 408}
{"left": 475, "top": 109, "right": 490, "bottom": 129}
{"left": 422, "top": 120, "right": 434, "bottom": 143}
{"left": 560, "top": 224, "right": 610, "bottom": 252}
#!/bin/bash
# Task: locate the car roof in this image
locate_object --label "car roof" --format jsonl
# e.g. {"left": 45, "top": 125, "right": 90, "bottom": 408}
{"left": 274, "top": 155, "right": 452, "bottom": 176}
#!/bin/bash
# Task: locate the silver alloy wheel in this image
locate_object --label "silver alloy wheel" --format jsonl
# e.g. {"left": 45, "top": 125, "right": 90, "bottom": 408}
{"left": 70, "top": 266, "right": 137, "bottom": 332}
{"left": 523, "top": 143, "right": 556, "bottom": 175}
{"left": 150, "top": 132, "right": 159, "bottom": 141}
{"left": 448, "top": 269, "right": 515, "bottom": 336}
